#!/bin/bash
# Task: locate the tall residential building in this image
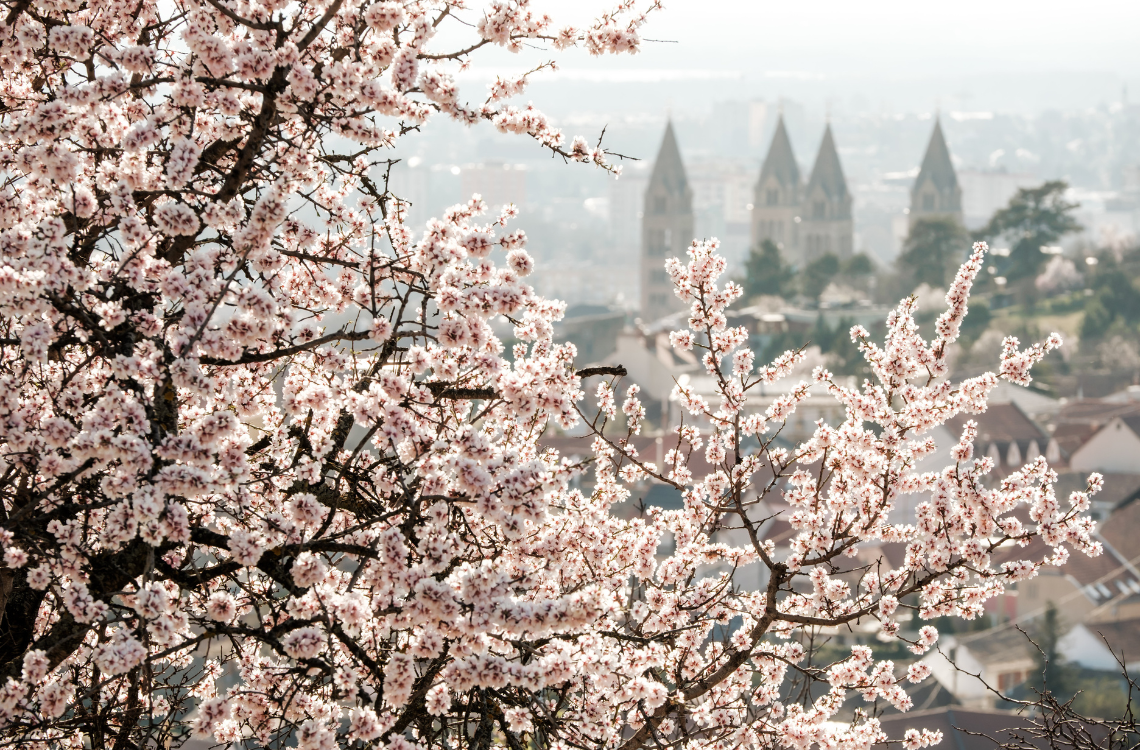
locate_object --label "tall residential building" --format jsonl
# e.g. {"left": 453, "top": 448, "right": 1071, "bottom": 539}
{"left": 641, "top": 121, "right": 693, "bottom": 322}
{"left": 800, "top": 125, "right": 853, "bottom": 261}
{"left": 751, "top": 116, "right": 801, "bottom": 260}
{"left": 910, "top": 120, "right": 963, "bottom": 228}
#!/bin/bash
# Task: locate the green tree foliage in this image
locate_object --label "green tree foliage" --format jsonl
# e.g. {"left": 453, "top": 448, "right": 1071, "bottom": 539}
{"left": 958, "top": 299, "right": 992, "bottom": 346}
{"left": 1033, "top": 601, "right": 1066, "bottom": 692}
{"left": 801, "top": 253, "right": 840, "bottom": 300}
{"left": 897, "top": 216, "right": 969, "bottom": 289}
{"left": 1081, "top": 293, "right": 1116, "bottom": 340}
{"left": 760, "top": 316, "right": 871, "bottom": 378}
{"left": 842, "top": 252, "right": 877, "bottom": 278}
{"left": 742, "top": 239, "right": 797, "bottom": 300}
{"left": 1079, "top": 252, "right": 1140, "bottom": 341}
{"left": 1014, "top": 601, "right": 1132, "bottom": 720}
{"left": 976, "top": 180, "right": 1082, "bottom": 281}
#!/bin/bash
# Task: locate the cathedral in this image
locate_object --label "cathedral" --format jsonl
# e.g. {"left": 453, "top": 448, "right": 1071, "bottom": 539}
{"left": 638, "top": 117, "right": 962, "bottom": 319}
{"left": 640, "top": 121, "right": 694, "bottom": 322}
{"left": 751, "top": 117, "right": 853, "bottom": 266}
{"left": 908, "top": 119, "right": 963, "bottom": 228}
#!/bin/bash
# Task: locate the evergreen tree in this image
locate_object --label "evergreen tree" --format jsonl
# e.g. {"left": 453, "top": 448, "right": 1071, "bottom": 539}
{"left": 842, "top": 252, "right": 877, "bottom": 278}
{"left": 742, "top": 239, "right": 797, "bottom": 299}
{"left": 976, "top": 181, "right": 1082, "bottom": 281}
{"left": 802, "top": 252, "right": 841, "bottom": 300}
{"left": 1030, "top": 601, "right": 1074, "bottom": 697}
{"left": 898, "top": 216, "right": 969, "bottom": 288}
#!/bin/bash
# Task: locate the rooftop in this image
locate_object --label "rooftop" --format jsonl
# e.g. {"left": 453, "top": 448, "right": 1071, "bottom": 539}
{"left": 946, "top": 402, "right": 1048, "bottom": 446}
{"left": 877, "top": 706, "right": 1090, "bottom": 750}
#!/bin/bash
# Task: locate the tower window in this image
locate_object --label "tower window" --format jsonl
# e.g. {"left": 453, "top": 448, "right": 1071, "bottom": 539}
{"left": 813, "top": 201, "right": 826, "bottom": 220}
{"left": 766, "top": 189, "right": 779, "bottom": 206}
{"left": 654, "top": 196, "right": 667, "bottom": 214}
{"left": 647, "top": 230, "right": 665, "bottom": 255}
{"left": 922, "top": 194, "right": 935, "bottom": 211}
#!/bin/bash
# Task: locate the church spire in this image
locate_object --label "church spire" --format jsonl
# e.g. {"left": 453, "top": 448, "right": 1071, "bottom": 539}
{"left": 758, "top": 115, "right": 800, "bottom": 191}
{"left": 797, "top": 124, "right": 854, "bottom": 261}
{"left": 648, "top": 119, "right": 688, "bottom": 195}
{"left": 641, "top": 120, "right": 693, "bottom": 322}
{"left": 909, "top": 119, "right": 963, "bottom": 225}
{"left": 804, "top": 124, "right": 850, "bottom": 213}
{"left": 916, "top": 120, "right": 958, "bottom": 195}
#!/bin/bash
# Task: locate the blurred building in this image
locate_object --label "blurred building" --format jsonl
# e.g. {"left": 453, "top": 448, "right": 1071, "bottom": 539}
{"left": 800, "top": 125, "right": 854, "bottom": 261}
{"left": 687, "top": 159, "right": 753, "bottom": 269}
{"left": 552, "top": 304, "right": 626, "bottom": 366}
{"left": 751, "top": 116, "right": 802, "bottom": 260}
{"left": 879, "top": 707, "right": 1067, "bottom": 745}
{"left": 641, "top": 121, "right": 693, "bottom": 322}
{"left": 710, "top": 99, "right": 777, "bottom": 157}
{"left": 609, "top": 161, "right": 649, "bottom": 260}
{"left": 909, "top": 120, "right": 963, "bottom": 228}
{"left": 751, "top": 116, "right": 854, "bottom": 267}
{"left": 459, "top": 160, "right": 526, "bottom": 209}
{"left": 958, "top": 169, "right": 1038, "bottom": 229}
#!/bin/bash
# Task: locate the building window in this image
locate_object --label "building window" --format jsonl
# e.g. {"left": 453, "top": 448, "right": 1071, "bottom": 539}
{"left": 813, "top": 201, "right": 826, "bottom": 219}
{"left": 651, "top": 269, "right": 669, "bottom": 284}
{"left": 647, "top": 230, "right": 667, "bottom": 255}
{"left": 654, "top": 196, "right": 667, "bottom": 214}
{"left": 998, "top": 671, "right": 1027, "bottom": 691}
{"left": 767, "top": 189, "right": 779, "bottom": 206}
{"left": 922, "top": 194, "right": 935, "bottom": 211}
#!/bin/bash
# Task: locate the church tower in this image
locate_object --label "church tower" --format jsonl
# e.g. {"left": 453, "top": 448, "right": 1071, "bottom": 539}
{"left": 910, "top": 120, "right": 963, "bottom": 228}
{"left": 799, "top": 124, "right": 853, "bottom": 261}
{"left": 751, "top": 116, "right": 801, "bottom": 262}
{"left": 641, "top": 121, "right": 693, "bottom": 323}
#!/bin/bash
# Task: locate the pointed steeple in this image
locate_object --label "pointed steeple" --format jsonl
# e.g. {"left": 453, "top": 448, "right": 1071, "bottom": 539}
{"left": 648, "top": 120, "right": 688, "bottom": 195}
{"left": 909, "top": 119, "right": 963, "bottom": 224}
{"left": 796, "top": 124, "right": 854, "bottom": 260}
{"left": 642, "top": 120, "right": 693, "bottom": 322}
{"left": 805, "top": 125, "right": 849, "bottom": 206}
{"left": 758, "top": 116, "right": 800, "bottom": 191}
{"left": 916, "top": 120, "right": 959, "bottom": 195}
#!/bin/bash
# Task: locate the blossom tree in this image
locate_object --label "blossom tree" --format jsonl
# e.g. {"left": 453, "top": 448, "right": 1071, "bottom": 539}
{"left": 0, "top": 0, "right": 1104, "bottom": 746}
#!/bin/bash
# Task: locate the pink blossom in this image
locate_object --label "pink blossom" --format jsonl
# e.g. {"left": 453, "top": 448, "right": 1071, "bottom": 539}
{"left": 282, "top": 628, "right": 324, "bottom": 660}
{"left": 0, "top": 1, "right": 1094, "bottom": 746}
{"left": 154, "top": 202, "right": 200, "bottom": 237}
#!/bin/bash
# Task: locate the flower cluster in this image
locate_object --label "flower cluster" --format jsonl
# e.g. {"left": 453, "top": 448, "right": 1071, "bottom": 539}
{"left": 575, "top": 238, "right": 1098, "bottom": 749}
{"left": 0, "top": 0, "right": 1095, "bottom": 747}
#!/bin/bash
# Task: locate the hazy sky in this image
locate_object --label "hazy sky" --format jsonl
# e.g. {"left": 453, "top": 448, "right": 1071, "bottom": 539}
{"left": 484, "top": 0, "right": 1140, "bottom": 78}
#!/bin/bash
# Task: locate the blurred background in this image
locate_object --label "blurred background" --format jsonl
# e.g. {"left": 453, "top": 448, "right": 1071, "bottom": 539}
{"left": 387, "top": 0, "right": 1140, "bottom": 401}
{"left": 384, "top": 0, "right": 1140, "bottom": 718}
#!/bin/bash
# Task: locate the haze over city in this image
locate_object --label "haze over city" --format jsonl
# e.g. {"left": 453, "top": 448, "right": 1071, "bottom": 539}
{"left": 8, "top": 0, "right": 1140, "bottom": 745}
{"left": 387, "top": 0, "right": 1140, "bottom": 312}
